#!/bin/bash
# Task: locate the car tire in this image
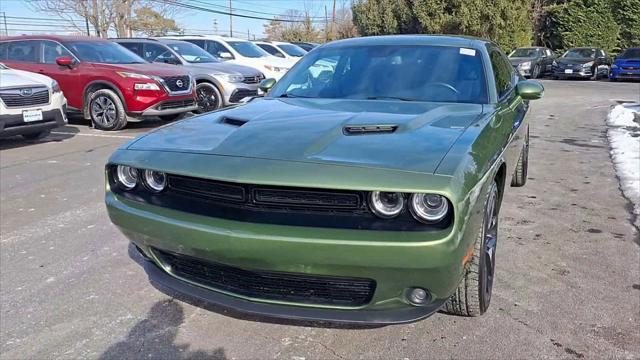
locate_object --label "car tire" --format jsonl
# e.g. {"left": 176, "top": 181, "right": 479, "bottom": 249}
{"left": 159, "top": 113, "right": 185, "bottom": 122}
{"left": 21, "top": 130, "right": 51, "bottom": 140}
{"left": 194, "top": 82, "right": 223, "bottom": 114}
{"left": 531, "top": 64, "right": 540, "bottom": 79}
{"left": 443, "top": 180, "right": 500, "bottom": 317}
{"left": 89, "top": 89, "right": 127, "bottom": 131}
{"left": 510, "top": 127, "right": 529, "bottom": 187}
{"left": 590, "top": 66, "right": 599, "bottom": 80}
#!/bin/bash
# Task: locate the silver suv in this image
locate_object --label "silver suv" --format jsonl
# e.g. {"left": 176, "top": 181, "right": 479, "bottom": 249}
{"left": 113, "top": 38, "right": 264, "bottom": 113}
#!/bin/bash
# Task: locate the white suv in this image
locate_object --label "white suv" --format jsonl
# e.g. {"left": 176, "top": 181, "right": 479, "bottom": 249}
{"left": 0, "top": 63, "right": 67, "bottom": 140}
{"left": 253, "top": 41, "right": 307, "bottom": 63}
{"left": 163, "top": 35, "right": 294, "bottom": 80}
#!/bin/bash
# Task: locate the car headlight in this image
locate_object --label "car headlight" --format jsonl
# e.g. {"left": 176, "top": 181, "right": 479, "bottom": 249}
{"left": 519, "top": 61, "right": 531, "bottom": 70}
{"left": 369, "top": 191, "right": 404, "bottom": 218}
{"left": 409, "top": 194, "right": 449, "bottom": 223}
{"left": 218, "top": 74, "right": 244, "bottom": 83}
{"left": 583, "top": 61, "right": 594, "bottom": 67}
{"left": 51, "top": 80, "right": 61, "bottom": 94}
{"left": 116, "top": 71, "right": 152, "bottom": 79}
{"left": 552, "top": 60, "right": 558, "bottom": 67}
{"left": 134, "top": 83, "right": 160, "bottom": 90}
{"left": 142, "top": 170, "right": 167, "bottom": 192}
{"left": 116, "top": 165, "right": 138, "bottom": 190}
{"left": 611, "top": 64, "right": 618, "bottom": 69}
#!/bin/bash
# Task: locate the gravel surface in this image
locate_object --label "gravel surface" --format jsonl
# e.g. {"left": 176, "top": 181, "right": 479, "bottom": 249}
{"left": 1, "top": 80, "right": 639, "bottom": 359}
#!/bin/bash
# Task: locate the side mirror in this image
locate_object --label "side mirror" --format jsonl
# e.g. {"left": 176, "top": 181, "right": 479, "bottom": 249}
{"left": 56, "top": 56, "right": 75, "bottom": 68}
{"left": 258, "top": 78, "right": 277, "bottom": 93}
{"left": 219, "top": 52, "right": 233, "bottom": 60}
{"left": 517, "top": 80, "right": 544, "bottom": 100}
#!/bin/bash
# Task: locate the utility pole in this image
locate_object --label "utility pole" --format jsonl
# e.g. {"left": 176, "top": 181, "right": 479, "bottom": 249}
{"left": 1, "top": 12, "right": 7, "bottom": 36}
{"left": 229, "top": 0, "right": 233, "bottom": 37}
{"left": 247, "top": 29, "right": 250, "bottom": 40}
{"left": 85, "top": 17, "right": 90, "bottom": 36}
{"left": 324, "top": 6, "right": 328, "bottom": 42}
{"left": 213, "top": 18, "right": 218, "bottom": 34}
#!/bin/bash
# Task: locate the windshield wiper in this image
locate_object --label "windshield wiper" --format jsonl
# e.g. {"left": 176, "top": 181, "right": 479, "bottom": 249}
{"left": 366, "top": 96, "right": 415, "bottom": 102}
{"left": 278, "top": 93, "right": 315, "bottom": 98}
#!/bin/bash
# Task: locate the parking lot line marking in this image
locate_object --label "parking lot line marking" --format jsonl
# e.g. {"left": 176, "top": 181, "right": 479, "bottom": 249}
{"left": 51, "top": 131, "right": 135, "bottom": 139}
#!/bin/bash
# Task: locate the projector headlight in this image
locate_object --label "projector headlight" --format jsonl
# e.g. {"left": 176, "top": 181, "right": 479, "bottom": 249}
{"left": 116, "top": 165, "right": 138, "bottom": 190}
{"left": 409, "top": 194, "right": 449, "bottom": 223}
{"left": 142, "top": 170, "right": 167, "bottom": 193}
{"left": 369, "top": 191, "right": 404, "bottom": 218}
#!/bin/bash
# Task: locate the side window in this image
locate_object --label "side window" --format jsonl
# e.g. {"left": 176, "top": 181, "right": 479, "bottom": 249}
{"left": 206, "top": 41, "right": 233, "bottom": 59}
{"left": 546, "top": 49, "right": 553, "bottom": 57}
{"left": 0, "top": 42, "right": 8, "bottom": 60}
{"left": 489, "top": 49, "right": 514, "bottom": 99}
{"left": 596, "top": 49, "right": 605, "bottom": 58}
{"left": 42, "top": 41, "right": 73, "bottom": 64}
{"left": 143, "top": 43, "right": 178, "bottom": 63}
{"left": 118, "top": 42, "right": 142, "bottom": 58}
{"left": 257, "top": 44, "right": 283, "bottom": 57}
{"left": 285, "top": 55, "right": 340, "bottom": 95}
{"left": 5, "top": 40, "right": 39, "bottom": 62}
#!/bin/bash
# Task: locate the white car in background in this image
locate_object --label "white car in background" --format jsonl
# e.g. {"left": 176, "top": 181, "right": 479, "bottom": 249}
{"left": 162, "top": 35, "right": 293, "bottom": 80}
{"left": 253, "top": 41, "right": 307, "bottom": 63}
{"left": 0, "top": 63, "right": 67, "bottom": 140}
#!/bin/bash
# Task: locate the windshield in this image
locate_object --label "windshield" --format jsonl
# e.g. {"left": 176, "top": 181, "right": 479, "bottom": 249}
{"left": 619, "top": 48, "right": 640, "bottom": 59}
{"left": 166, "top": 42, "right": 219, "bottom": 63}
{"left": 509, "top": 48, "right": 539, "bottom": 58}
{"left": 226, "top": 41, "right": 269, "bottom": 58}
{"left": 278, "top": 44, "right": 307, "bottom": 57}
{"left": 64, "top": 41, "right": 146, "bottom": 64}
{"left": 269, "top": 45, "right": 488, "bottom": 104}
{"left": 563, "top": 48, "right": 596, "bottom": 59}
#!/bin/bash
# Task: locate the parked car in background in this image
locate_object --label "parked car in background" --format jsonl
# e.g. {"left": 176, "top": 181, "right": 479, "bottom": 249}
{"left": 162, "top": 35, "right": 293, "bottom": 80}
{"left": 292, "top": 41, "right": 320, "bottom": 52}
{"left": 253, "top": 41, "right": 307, "bottom": 63}
{"left": 114, "top": 38, "right": 264, "bottom": 113}
{"left": 0, "top": 63, "right": 67, "bottom": 139}
{"left": 106, "top": 35, "right": 544, "bottom": 323}
{"left": 0, "top": 36, "right": 197, "bottom": 131}
{"left": 610, "top": 47, "right": 640, "bottom": 81}
{"left": 508, "top": 46, "right": 555, "bottom": 78}
{"left": 552, "top": 47, "right": 612, "bottom": 80}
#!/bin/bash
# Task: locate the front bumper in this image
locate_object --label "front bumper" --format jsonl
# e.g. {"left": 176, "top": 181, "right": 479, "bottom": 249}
{"left": 0, "top": 105, "right": 67, "bottom": 138}
{"left": 138, "top": 98, "right": 198, "bottom": 117}
{"left": 106, "top": 190, "right": 466, "bottom": 324}
{"left": 610, "top": 68, "right": 640, "bottom": 80}
{"left": 553, "top": 67, "right": 593, "bottom": 78}
{"left": 219, "top": 80, "right": 259, "bottom": 106}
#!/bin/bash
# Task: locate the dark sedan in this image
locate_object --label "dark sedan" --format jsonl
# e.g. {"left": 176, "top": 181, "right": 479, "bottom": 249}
{"left": 552, "top": 47, "right": 612, "bottom": 80}
{"left": 508, "top": 47, "right": 555, "bottom": 78}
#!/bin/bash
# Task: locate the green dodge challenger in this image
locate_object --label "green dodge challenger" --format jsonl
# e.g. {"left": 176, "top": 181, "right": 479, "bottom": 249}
{"left": 106, "top": 35, "right": 543, "bottom": 324}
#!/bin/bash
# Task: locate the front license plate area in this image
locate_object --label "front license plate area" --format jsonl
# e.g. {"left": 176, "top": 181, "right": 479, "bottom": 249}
{"left": 23, "top": 110, "right": 43, "bottom": 122}
{"left": 564, "top": 69, "right": 574, "bottom": 74}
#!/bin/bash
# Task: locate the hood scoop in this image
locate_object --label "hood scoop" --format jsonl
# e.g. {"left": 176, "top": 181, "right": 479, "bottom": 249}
{"left": 343, "top": 124, "right": 398, "bottom": 136}
{"left": 220, "top": 116, "right": 248, "bottom": 127}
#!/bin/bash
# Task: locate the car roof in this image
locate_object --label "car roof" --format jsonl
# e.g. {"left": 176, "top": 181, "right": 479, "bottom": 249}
{"left": 162, "top": 35, "right": 248, "bottom": 42}
{"left": 0, "top": 34, "right": 110, "bottom": 42}
{"left": 321, "top": 35, "right": 490, "bottom": 49}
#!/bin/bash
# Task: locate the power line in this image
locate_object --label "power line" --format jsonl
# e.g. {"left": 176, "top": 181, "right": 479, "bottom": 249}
{"left": 184, "top": 0, "right": 324, "bottom": 19}
{"left": 163, "top": 0, "right": 323, "bottom": 23}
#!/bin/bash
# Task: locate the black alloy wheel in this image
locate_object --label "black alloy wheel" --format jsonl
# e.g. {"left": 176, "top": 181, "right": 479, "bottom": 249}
{"left": 195, "top": 82, "right": 222, "bottom": 114}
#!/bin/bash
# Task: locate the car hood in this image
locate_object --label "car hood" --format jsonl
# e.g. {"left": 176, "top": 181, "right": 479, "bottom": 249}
{"left": 89, "top": 62, "right": 188, "bottom": 77}
{"left": 556, "top": 57, "right": 593, "bottom": 65}
{"left": 127, "top": 98, "right": 484, "bottom": 174}
{"left": 185, "top": 62, "right": 262, "bottom": 76}
{"left": 0, "top": 68, "right": 52, "bottom": 88}
{"left": 509, "top": 57, "right": 536, "bottom": 65}
{"left": 615, "top": 58, "right": 640, "bottom": 66}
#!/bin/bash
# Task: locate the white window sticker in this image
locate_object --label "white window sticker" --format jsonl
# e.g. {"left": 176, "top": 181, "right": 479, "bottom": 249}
{"left": 460, "top": 48, "right": 476, "bottom": 56}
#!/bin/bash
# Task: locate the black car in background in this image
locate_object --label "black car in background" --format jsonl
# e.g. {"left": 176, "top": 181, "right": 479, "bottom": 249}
{"left": 552, "top": 47, "right": 612, "bottom": 80}
{"left": 291, "top": 42, "right": 319, "bottom": 52}
{"left": 508, "top": 47, "right": 555, "bottom": 78}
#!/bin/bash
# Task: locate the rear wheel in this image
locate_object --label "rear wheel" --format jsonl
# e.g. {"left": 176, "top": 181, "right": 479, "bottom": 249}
{"left": 444, "top": 181, "right": 500, "bottom": 316}
{"left": 22, "top": 130, "right": 51, "bottom": 140}
{"left": 89, "top": 89, "right": 127, "bottom": 131}
{"left": 511, "top": 127, "right": 529, "bottom": 187}
{"left": 194, "top": 82, "right": 222, "bottom": 114}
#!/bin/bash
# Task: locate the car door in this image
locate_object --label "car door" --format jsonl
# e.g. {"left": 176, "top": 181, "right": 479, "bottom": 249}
{"left": 489, "top": 48, "right": 527, "bottom": 177}
{"left": 38, "top": 40, "right": 87, "bottom": 110}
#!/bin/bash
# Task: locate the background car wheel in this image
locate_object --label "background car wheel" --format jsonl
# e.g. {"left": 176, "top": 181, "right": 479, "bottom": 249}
{"left": 89, "top": 89, "right": 127, "bottom": 131}
{"left": 531, "top": 64, "right": 540, "bottom": 79}
{"left": 194, "top": 82, "right": 222, "bottom": 114}
{"left": 511, "top": 127, "right": 529, "bottom": 187}
{"left": 444, "top": 180, "right": 500, "bottom": 317}
{"left": 590, "top": 66, "right": 599, "bottom": 80}
{"left": 159, "top": 113, "right": 185, "bottom": 122}
{"left": 21, "top": 130, "right": 51, "bottom": 140}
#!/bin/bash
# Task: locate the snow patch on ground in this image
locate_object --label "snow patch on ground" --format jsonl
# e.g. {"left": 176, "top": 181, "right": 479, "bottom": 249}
{"left": 606, "top": 104, "right": 640, "bottom": 226}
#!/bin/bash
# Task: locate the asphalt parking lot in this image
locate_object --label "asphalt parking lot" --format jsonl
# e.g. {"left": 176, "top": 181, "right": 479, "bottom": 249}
{"left": 1, "top": 80, "right": 639, "bottom": 359}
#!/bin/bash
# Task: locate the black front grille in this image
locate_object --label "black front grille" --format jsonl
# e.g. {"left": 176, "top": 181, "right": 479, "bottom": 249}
{"left": 154, "top": 248, "right": 376, "bottom": 306}
{"left": 158, "top": 99, "right": 195, "bottom": 110}
{"left": 242, "top": 74, "right": 264, "bottom": 84}
{"left": 229, "top": 89, "right": 258, "bottom": 103}
{"left": 0, "top": 87, "right": 49, "bottom": 108}
{"left": 162, "top": 76, "right": 191, "bottom": 92}
{"left": 621, "top": 66, "right": 640, "bottom": 70}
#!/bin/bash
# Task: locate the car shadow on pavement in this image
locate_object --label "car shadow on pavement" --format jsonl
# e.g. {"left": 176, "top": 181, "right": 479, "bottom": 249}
{"left": 127, "top": 245, "right": 385, "bottom": 331}
{"left": 0, "top": 125, "right": 79, "bottom": 151}
{"left": 99, "top": 299, "right": 228, "bottom": 360}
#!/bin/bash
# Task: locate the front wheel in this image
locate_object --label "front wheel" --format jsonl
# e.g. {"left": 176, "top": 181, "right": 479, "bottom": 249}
{"left": 89, "top": 89, "right": 127, "bottom": 131}
{"left": 530, "top": 64, "right": 541, "bottom": 79}
{"left": 511, "top": 127, "right": 529, "bottom": 187}
{"left": 444, "top": 181, "right": 500, "bottom": 316}
{"left": 194, "top": 82, "right": 223, "bottom": 114}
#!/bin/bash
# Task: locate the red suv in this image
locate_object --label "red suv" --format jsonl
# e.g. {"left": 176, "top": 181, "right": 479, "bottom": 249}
{"left": 0, "top": 35, "right": 197, "bottom": 131}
